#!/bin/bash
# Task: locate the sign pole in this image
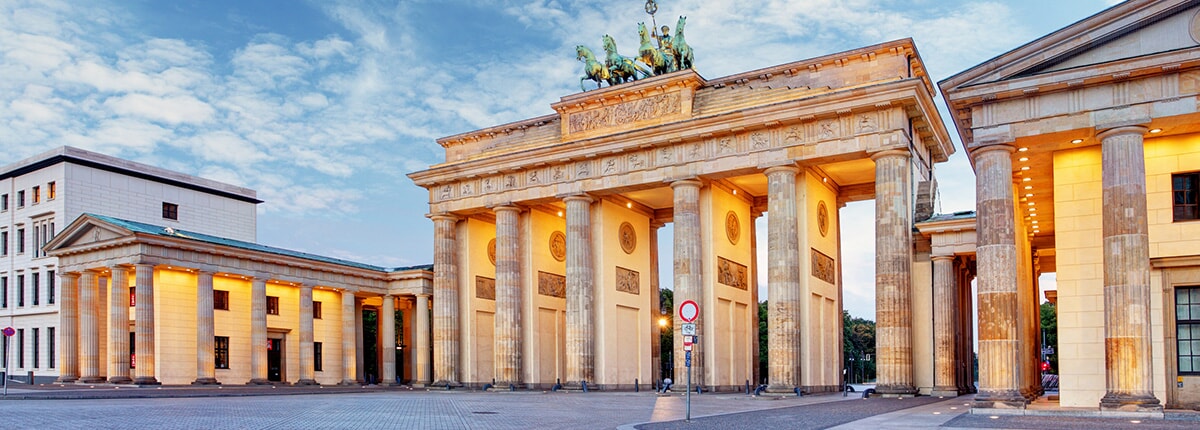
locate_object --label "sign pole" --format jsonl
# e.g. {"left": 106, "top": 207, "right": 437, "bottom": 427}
{"left": 2, "top": 327, "right": 14, "bottom": 396}
{"left": 686, "top": 354, "right": 691, "bottom": 421}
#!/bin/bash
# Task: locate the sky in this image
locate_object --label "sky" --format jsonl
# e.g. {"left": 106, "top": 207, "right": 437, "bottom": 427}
{"left": 1, "top": 0, "right": 1122, "bottom": 320}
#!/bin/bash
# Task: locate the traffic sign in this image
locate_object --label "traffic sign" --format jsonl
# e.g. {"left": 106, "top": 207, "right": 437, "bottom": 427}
{"left": 681, "top": 323, "right": 697, "bottom": 336}
{"left": 678, "top": 300, "right": 699, "bottom": 322}
{"left": 1, "top": 327, "right": 12, "bottom": 337}
{"left": 683, "top": 344, "right": 692, "bottom": 351}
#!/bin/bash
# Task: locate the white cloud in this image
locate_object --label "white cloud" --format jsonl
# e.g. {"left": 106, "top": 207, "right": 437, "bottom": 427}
{"left": 103, "top": 93, "right": 216, "bottom": 125}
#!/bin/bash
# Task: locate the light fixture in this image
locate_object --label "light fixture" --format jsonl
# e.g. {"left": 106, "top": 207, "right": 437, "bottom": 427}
{"left": 1018, "top": 157, "right": 1028, "bottom": 162}
{"left": 1023, "top": 178, "right": 1031, "bottom": 182}
{"left": 1029, "top": 208, "right": 1037, "bottom": 212}
{"left": 1025, "top": 193, "right": 1033, "bottom": 197}
{"left": 1018, "top": 147, "right": 1029, "bottom": 152}
{"left": 1031, "top": 213, "right": 1037, "bottom": 217}
{"left": 1028, "top": 202, "right": 1035, "bottom": 206}
{"left": 626, "top": 202, "right": 633, "bottom": 209}
{"left": 557, "top": 211, "right": 563, "bottom": 217}
{"left": 732, "top": 189, "right": 737, "bottom": 195}
{"left": 822, "top": 177, "right": 828, "bottom": 183}
{"left": 1149, "top": 128, "right": 1162, "bottom": 134}
{"left": 1032, "top": 221, "right": 1038, "bottom": 224}
{"left": 1024, "top": 185, "right": 1033, "bottom": 190}
{"left": 1071, "top": 139, "right": 1083, "bottom": 144}
{"left": 1021, "top": 166, "right": 1030, "bottom": 171}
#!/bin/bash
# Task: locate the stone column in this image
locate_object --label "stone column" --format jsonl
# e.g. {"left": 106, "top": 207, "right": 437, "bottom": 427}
{"left": 649, "top": 221, "right": 663, "bottom": 385}
{"left": 750, "top": 209, "right": 763, "bottom": 387}
{"left": 192, "top": 270, "right": 217, "bottom": 385}
{"left": 78, "top": 270, "right": 103, "bottom": 383}
{"left": 494, "top": 205, "right": 523, "bottom": 387}
{"left": 355, "top": 297, "right": 365, "bottom": 382}
{"left": 564, "top": 195, "right": 595, "bottom": 387}
{"left": 248, "top": 277, "right": 270, "bottom": 385}
{"left": 298, "top": 284, "right": 317, "bottom": 385}
{"left": 931, "top": 255, "right": 959, "bottom": 397}
{"left": 381, "top": 294, "right": 397, "bottom": 385}
{"left": 133, "top": 263, "right": 159, "bottom": 385}
{"left": 431, "top": 214, "right": 461, "bottom": 387}
{"left": 340, "top": 290, "right": 358, "bottom": 385}
{"left": 872, "top": 150, "right": 915, "bottom": 396}
{"left": 764, "top": 166, "right": 801, "bottom": 392}
{"left": 415, "top": 293, "right": 432, "bottom": 387}
{"left": 972, "top": 144, "right": 1023, "bottom": 407}
{"left": 672, "top": 179, "right": 704, "bottom": 388}
{"left": 1098, "top": 125, "right": 1161, "bottom": 411}
{"left": 56, "top": 272, "right": 80, "bottom": 383}
{"left": 107, "top": 266, "right": 132, "bottom": 384}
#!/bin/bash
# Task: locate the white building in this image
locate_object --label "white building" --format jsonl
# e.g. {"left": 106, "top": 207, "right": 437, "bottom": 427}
{"left": 1, "top": 146, "right": 260, "bottom": 382}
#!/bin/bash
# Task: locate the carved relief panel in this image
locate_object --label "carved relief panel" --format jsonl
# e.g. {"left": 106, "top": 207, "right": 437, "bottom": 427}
{"left": 476, "top": 276, "right": 496, "bottom": 300}
{"left": 811, "top": 248, "right": 836, "bottom": 284}
{"left": 538, "top": 271, "right": 566, "bottom": 298}
{"left": 717, "top": 257, "right": 748, "bottom": 290}
{"left": 616, "top": 266, "right": 640, "bottom": 295}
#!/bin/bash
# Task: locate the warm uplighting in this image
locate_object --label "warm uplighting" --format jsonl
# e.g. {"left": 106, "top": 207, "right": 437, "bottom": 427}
{"left": 1018, "top": 157, "right": 1028, "bottom": 162}
{"left": 1023, "top": 178, "right": 1031, "bottom": 182}
{"left": 1024, "top": 185, "right": 1033, "bottom": 190}
{"left": 1028, "top": 202, "right": 1035, "bottom": 206}
{"left": 1029, "top": 208, "right": 1037, "bottom": 212}
{"left": 732, "top": 189, "right": 737, "bottom": 195}
{"left": 557, "top": 211, "right": 563, "bottom": 217}
{"left": 626, "top": 202, "right": 633, "bottom": 209}
{"left": 1032, "top": 221, "right": 1038, "bottom": 224}
{"left": 1025, "top": 193, "right": 1033, "bottom": 197}
{"left": 1071, "top": 139, "right": 1083, "bottom": 144}
{"left": 822, "top": 177, "right": 828, "bottom": 183}
{"left": 1021, "top": 166, "right": 1030, "bottom": 171}
{"left": 1018, "top": 147, "right": 1029, "bottom": 152}
{"left": 1149, "top": 128, "right": 1162, "bottom": 134}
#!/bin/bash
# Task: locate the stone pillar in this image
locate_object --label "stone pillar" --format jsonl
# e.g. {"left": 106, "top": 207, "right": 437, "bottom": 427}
{"left": 564, "top": 195, "right": 595, "bottom": 387}
{"left": 750, "top": 209, "right": 763, "bottom": 387}
{"left": 672, "top": 179, "right": 704, "bottom": 388}
{"left": 431, "top": 214, "right": 461, "bottom": 387}
{"left": 649, "top": 221, "right": 663, "bottom": 385}
{"left": 415, "top": 293, "right": 432, "bottom": 387}
{"left": 78, "top": 270, "right": 103, "bottom": 383}
{"left": 297, "top": 284, "right": 317, "bottom": 385}
{"left": 764, "top": 166, "right": 801, "bottom": 392}
{"left": 494, "top": 205, "right": 523, "bottom": 387}
{"left": 872, "top": 150, "right": 915, "bottom": 396}
{"left": 192, "top": 270, "right": 218, "bottom": 385}
{"left": 381, "top": 294, "right": 397, "bottom": 385}
{"left": 56, "top": 272, "right": 80, "bottom": 383}
{"left": 931, "top": 255, "right": 959, "bottom": 397}
{"left": 107, "top": 266, "right": 132, "bottom": 384}
{"left": 248, "top": 277, "right": 270, "bottom": 385}
{"left": 133, "top": 263, "right": 159, "bottom": 385}
{"left": 1097, "top": 125, "right": 1161, "bottom": 411}
{"left": 340, "top": 290, "right": 358, "bottom": 385}
{"left": 972, "top": 144, "right": 1024, "bottom": 407}
{"left": 355, "top": 297, "right": 365, "bottom": 382}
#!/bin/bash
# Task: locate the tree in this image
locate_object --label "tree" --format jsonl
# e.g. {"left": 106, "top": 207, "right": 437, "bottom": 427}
{"left": 759, "top": 300, "right": 768, "bottom": 383}
{"left": 659, "top": 288, "right": 674, "bottom": 380}
{"left": 1041, "top": 302, "right": 1058, "bottom": 374}
{"left": 842, "top": 311, "right": 876, "bottom": 383}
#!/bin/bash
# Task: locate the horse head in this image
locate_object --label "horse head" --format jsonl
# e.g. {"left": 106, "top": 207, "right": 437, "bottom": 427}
{"left": 638, "top": 22, "right": 648, "bottom": 40}
{"left": 676, "top": 16, "right": 686, "bottom": 34}
{"left": 602, "top": 34, "right": 616, "bottom": 52}
{"left": 576, "top": 45, "right": 591, "bottom": 61}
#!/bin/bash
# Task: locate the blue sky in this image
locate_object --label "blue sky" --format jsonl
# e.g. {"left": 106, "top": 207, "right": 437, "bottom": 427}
{"left": 1, "top": 0, "right": 1120, "bottom": 319}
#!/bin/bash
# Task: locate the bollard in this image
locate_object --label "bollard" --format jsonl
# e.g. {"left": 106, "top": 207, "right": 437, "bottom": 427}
{"left": 582, "top": 380, "right": 589, "bottom": 393}
{"left": 635, "top": 378, "right": 639, "bottom": 392}
{"left": 27, "top": 371, "right": 34, "bottom": 384}
{"left": 509, "top": 383, "right": 515, "bottom": 392}
{"left": 695, "top": 385, "right": 701, "bottom": 395}
{"left": 745, "top": 380, "right": 750, "bottom": 395}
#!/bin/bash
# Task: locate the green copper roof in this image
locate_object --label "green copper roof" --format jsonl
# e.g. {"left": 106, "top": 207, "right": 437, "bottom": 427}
{"left": 922, "top": 210, "right": 977, "bottom": 223}
{"left": 86, "top": 213, "right": 431, "bottom": 273}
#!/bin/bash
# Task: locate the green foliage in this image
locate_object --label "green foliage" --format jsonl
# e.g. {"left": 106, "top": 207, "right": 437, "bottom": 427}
{"left": 843, "top": 310, "right": 876, "bottom": 383}
{"left": 759, "top": 300, "right": 768, "bottom": 383}
{"left": 659, "top": 289, "right": 674, "bottom": 379}
{"left": 1041, "top": 302, "right": 1058, "bottom": 373}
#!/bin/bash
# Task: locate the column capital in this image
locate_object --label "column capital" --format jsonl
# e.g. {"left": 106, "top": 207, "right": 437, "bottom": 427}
{"left": 969, "top": 143, "right": 1016, "bottom": 161}
{"left": 931, "top": 254, "right": 955, "bottom": 262}
{"left": 61, "top": 271, "right": 81, "bottom": 280}
{"left": 492, "top": 204, "right": 523, "bottom": 214}
{"left": 869, "top": 149, "right": 911, "bottom": 161}
{"left": 428, "top": 212, "right": 460, "bottom": 222}
{"left": 1096, "top": 125, "right": 1149, "bottom": 141}
{"left": 417, "top": 293, "right": 432, "bottom": 299}
{"left": 562, "top": 194, "right": 594, "bottom": 204}
{"left": 763, "top": 165, "right": 801, "bottom": 176}
{"left": 669, "top": 178, "right": 703, "bottom": 190}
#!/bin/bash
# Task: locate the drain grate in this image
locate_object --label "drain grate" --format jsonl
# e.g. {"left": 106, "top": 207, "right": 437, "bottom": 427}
{"left": 471, "top": 411, "right": 499, "bottom": 415}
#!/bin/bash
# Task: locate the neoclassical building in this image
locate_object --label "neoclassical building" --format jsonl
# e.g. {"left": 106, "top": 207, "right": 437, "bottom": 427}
{"left": 409, "top": 38, "right": 954, "bottom": 392}
{"left": 941, "top": 0, "right": 1200, "bottom": 411}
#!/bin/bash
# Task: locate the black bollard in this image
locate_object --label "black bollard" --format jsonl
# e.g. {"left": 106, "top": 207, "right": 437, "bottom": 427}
{"left": 745, "top": 380, "right": 750, "bottom": 395}
{"left": 509, "top": 383, "right": 515, "bottom": 392}
{"left": 635, "top": 378, "right": 639, "bottom": 392}
{"left": 582, "top": 380, "right": 589, "bottom": 393}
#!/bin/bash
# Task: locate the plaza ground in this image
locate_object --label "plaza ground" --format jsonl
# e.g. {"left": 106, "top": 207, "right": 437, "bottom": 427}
{"left": 1, "top": 385, "right": 1199, "bottom": 429}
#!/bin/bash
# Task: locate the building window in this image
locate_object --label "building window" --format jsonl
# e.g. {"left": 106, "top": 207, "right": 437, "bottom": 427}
{"left": 314, "top": 342, "right": 323, "bottom": 372}
{"left": 17, "top": 228, "right": 24, "bottom": 254}
{"left": 1178, "top": 286, "right": 1200, "bottom": 375}
{"left": 47, "top": 271, "right": 54, "bottom": 305}
{"left": 47, "top": 182, "right": 56, "bottom": 200}
{"left": 1, "top": 231, "right": 7, "bottom": 256}
{"left": 17, "top": 329, "right": 24, "bottom": 368}
{"left": 1, "top": 194, "right": 7, "bottom": 211}
{"left": 314, "top": 301, "right": 323, "bottom": 319}
{"left": 1175, "top": 172, "right": 1200, "bottom": 222}
{"left": 130, "top": 332, "right": 136, "bottom": 369}
{"left": 48, "top": 327, "right": 55, "bottom": 368}
{"left": 31, "top": 272, "right": 39, "bottom": 306}
{"left": 267, "top": 296, "right": 280, "bottom": 315}
{"left": 16, "top": 190, "right": 24, "bottom": 208}
{"left": 32, "top": 328, "right": 39, "bottom": 368}
{"left": 215, "top": 336, "right": 230, "bottom": 369}
{"left": 130, "top": 287, "right": 136, "bottom": 307}
{"left": 17, "top": 274, "right": 24, "bottom": 307}
{"left": 31, "top": 186, "right": 40, "bottom": 204}
{"left": 1, "top": 276, "right": 6, "bottom": 308}
{"left": 214, "top": 290, "right": 229, "bottom": 311}
{"left": 162, "top": 202, "right": 178, "bottom": 220}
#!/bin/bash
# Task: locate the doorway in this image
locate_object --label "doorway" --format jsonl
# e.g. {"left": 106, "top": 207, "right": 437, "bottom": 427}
{"left": 268, "top": 338, "right": 284, "bottom": 382}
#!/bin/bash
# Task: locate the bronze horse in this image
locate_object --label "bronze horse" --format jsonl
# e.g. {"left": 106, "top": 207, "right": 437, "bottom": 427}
{"left": 577, "top": 45, "right": 611, "bottom": 91}
{"left": 674, "top": 16, "right": 694, "bottom": 70}
{"left": 638, "top": 22, "right": 674, "bottom": 75}
{"left": 602, "top": 34, "right": 648, "bottom": 84}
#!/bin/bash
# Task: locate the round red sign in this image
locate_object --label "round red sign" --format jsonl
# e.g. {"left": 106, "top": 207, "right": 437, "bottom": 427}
{"left": 678, "top": 300, "right": 699, "bottom": 322}
{"left": 1, "top": 327, "right": 13, "bottom": 337}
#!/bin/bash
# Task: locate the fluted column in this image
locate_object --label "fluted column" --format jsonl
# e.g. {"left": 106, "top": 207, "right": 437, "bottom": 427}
{"left": 340, "top": 290, "right": 358, "bottom": 385}
{"left": 381, "top": 294, "right": 397, "bottom": 385}
{"left": 564, "top": 195, "right": 595, "bottom": 387}
{"left": 872, "top": 150, "right": 915, "bottom": 396}
{"left": 931, "top": 255, "right": 959, "bottom": 396}
{"left": 672, "top": 179, "right": 704, "bottom": 388}
{"left": 649, "top": 221, "right": 663, "bottom": 385}
{"left": 56, "top": 272, "right": 80, "bottom": 383}
{"left": 132, "top": 263, "right": 159, "bottom": 385}
{"left": 78, "top": 271, "right": 103, "bottom": 383}
{"left": 415, "top": 293, "right": 432, "bottom": 387}
{"left": 107, "top": 266, "right": 132, "bottom": 384}
{"left": 1098, "top": 125, "right": 1161, "bottom": 411}
{"left": 765, "top": 166, "right": 801, "bottom": 392}
{"left": 972, "top": 144, "right": 1023, "bottom": 407}
{"left": 494, "top": 205, "right": 523, "bottom": 387}
{"left": 431, "top": 214, "right": 461, "bottom": 387}
{"left": 298, "top": 284, "right": 317, "bottom": 385}
{"left": 248, "top": 277, "right": 270, "bottom": 385}
{"left": 190, "top": 270, "right": 217, "bottom": 385}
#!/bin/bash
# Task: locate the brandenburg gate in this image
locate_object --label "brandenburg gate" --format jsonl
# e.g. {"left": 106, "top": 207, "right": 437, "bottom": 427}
{"left": 409, "top": 38, "right": 953, "bottom": 393}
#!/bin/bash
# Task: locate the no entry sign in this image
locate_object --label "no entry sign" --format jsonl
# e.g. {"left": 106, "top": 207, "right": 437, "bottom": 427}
{"left": 678, "top": 300, "right": 699, "bottom": 322}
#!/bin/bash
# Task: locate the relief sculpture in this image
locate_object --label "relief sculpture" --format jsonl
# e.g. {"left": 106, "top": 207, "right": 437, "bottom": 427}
{"left": 476, "top": 276, "right": 496, "bottom": 300}
{"left": 616, "top": 266, "right": 640, "bottom": 294}
{"left": 567, "top": 92, "right": 681, "bottom": 134}
{"left": 538, "top": 271, "right": 566, "bottom": 298}
{"left": 717, "top": 256, "right": 748, "bottom": 290}
{"left": 811, "top": 248, "right": 836, "bottom": 284}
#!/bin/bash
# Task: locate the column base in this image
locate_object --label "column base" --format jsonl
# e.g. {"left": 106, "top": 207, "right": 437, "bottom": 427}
{"left": 488, "top": 381, "right": 526, "bottom": 391}
{"left": 55, "top": 375, "right": 79, "bottom": 384}
{"left": 246, "top": 378, "right": 274, "bottom": 385}
{"left": 1100, "top": 393, "right": 1162, "bottom": 412}
{"left": 412, "top": 380, "right": 431, "bottom": 388}
{"left": 763, "top": 384, "right": 797, "bottom": 394}
{"left": 930, "top": 387, "right": 960, "bottom": 397}
{"left": 108, "top": 376, "right": 134, "bottom": 384}
{"left": 191, "top": 378, "right": 221, "bottom": 385}
{"left": 431, "top": 380, "right": 462, "bottom": 389}
{"left": 133, "top": 377, "right": 160, "bottom": 386}
{"left": 295, "top": 379, "right": 320, "bottom": 386}
{"left": 338, "top": 379, "right": 363, "bottom": 386}
{"left": 77, "top": 376, "right": 106, "bottom": 384}
{"left": 874, "top": 384, "right": 917, "bottom": 397}
{"left": 973, "top": 390, "right": 1028, "bottom": 409}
